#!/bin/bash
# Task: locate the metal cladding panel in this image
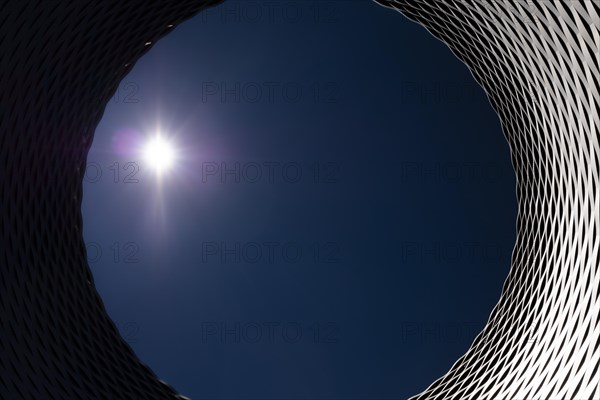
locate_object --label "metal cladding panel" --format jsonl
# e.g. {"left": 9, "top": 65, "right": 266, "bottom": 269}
{"left": 0, "top": 0, "right": 598, "bottom": 399}
{"left": 376, "top": 1, "right": 600, "bottom": 399}
{"left": 0, "top": 2, "right": 222, "bottom": 399}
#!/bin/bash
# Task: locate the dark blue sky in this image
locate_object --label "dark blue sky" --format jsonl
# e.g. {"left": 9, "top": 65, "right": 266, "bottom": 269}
{"left": 82, "top": 1, "right": 516, "bottom": 398}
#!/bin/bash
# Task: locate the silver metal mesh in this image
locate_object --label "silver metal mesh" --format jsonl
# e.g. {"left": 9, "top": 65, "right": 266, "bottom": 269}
{"left": 376, "top": 1, "right": 600, "bottom": 399}
{"left": 0, "top": 0, "right": 598, "bottom": 398}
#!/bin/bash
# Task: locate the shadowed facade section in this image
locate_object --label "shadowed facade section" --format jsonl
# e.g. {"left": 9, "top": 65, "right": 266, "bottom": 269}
{"left": 0, "top": 0, "right": 598, "bottom": 399}
{"left": 0, "top": 2, "right": 221, "bottom": 398}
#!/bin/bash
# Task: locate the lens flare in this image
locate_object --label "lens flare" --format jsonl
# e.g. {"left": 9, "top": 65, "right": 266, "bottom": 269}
{"left": 143, "top": 136, "right": 175, "bottom": 173}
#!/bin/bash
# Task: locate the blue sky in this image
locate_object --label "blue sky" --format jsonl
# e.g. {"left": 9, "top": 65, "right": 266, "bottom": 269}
{"left": 82, "top": 1, "right": 516, "bottom": 398}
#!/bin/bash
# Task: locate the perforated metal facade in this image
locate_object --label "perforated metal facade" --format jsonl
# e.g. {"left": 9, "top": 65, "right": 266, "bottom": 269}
{"left": 0, "top": 1, "right": 598, "bottom": 399}
{"left": 377, "top": 1, "right": 600, "bottom": 399}
{"left": 0, "top": 2, "right": 222, "bottom": 398}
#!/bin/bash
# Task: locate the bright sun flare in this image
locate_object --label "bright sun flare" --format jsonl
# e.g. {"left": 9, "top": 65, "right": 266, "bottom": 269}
{"left": 143, "top": 136, "right": 175, "bottom": 173}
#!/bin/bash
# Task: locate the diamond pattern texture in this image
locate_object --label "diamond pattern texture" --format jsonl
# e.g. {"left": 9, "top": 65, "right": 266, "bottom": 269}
{"left": 0, "top": 0, "right": 598, "bottom": 399}
{"left": 0, "top": 2, "right": 222, "bottom": 399}
{"left": 376, "top": 1, "right": 600, "bottom": 399}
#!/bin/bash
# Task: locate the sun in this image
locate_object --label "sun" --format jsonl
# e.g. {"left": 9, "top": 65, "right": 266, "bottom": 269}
{"left": 143, "top": 135, "right": 175, "bottom": 174}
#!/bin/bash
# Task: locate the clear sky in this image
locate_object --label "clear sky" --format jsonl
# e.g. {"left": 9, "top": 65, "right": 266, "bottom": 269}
{"left": 82, "top": 1, "right": 516, "bottom": 398}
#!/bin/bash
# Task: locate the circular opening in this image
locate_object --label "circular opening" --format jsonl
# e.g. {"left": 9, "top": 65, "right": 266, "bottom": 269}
{"left": 82, "top": 1, "right": 516, "bottom": 398}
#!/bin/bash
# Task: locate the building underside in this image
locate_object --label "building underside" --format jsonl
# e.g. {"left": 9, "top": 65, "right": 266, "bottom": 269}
{"left": 0, "top": 1, "right": 598, "bottom": 399}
